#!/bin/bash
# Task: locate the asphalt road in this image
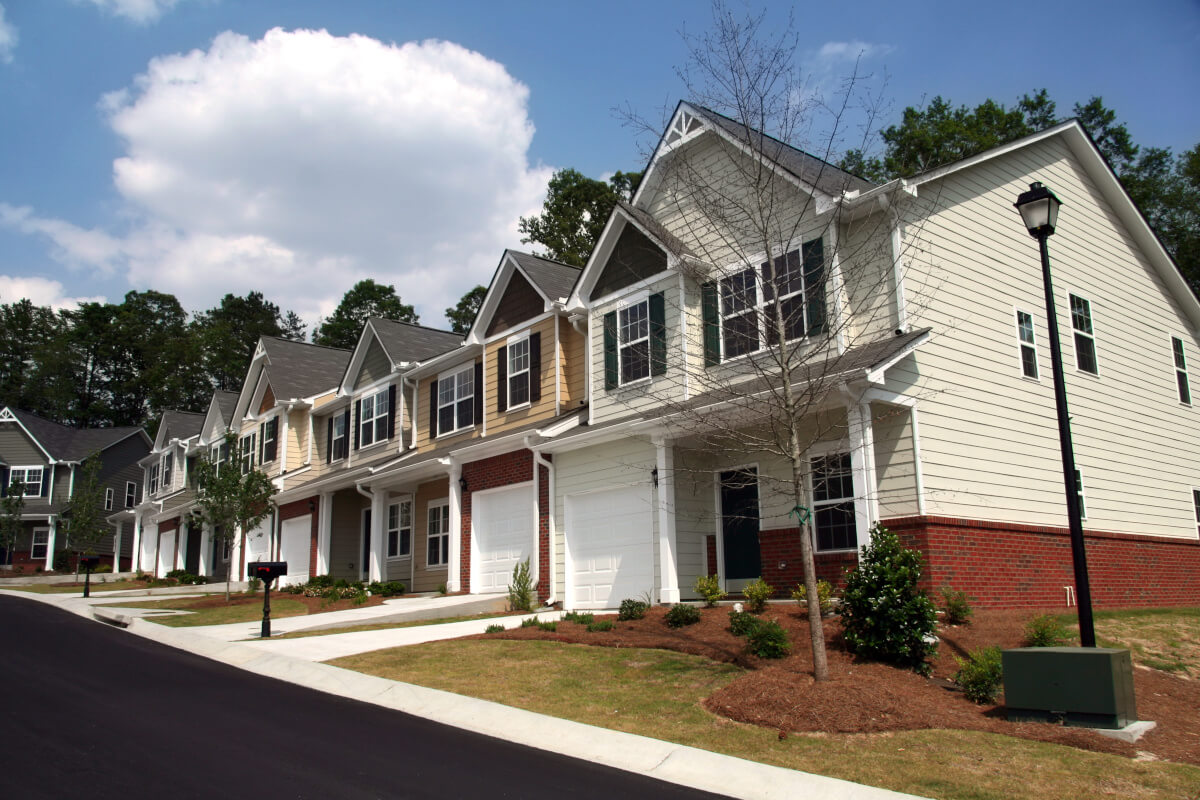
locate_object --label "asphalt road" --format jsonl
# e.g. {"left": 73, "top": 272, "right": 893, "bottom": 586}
{"left": 0, "top": 595, "right": 731, "bottom": 799}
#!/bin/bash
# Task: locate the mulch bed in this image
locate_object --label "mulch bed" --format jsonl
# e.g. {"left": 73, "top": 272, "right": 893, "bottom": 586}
{"left": 480, "top": 606, "right": 1200, "bottom": 766}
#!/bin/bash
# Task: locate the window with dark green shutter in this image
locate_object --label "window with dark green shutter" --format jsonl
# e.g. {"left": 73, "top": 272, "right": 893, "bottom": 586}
{"left": 603, "top": 311, "right": 618, "bottom": 389}
{"left": 701, "top": 282, "right": 720, "bottom": 366}
{"left": 648, "top": 292, "right": 666, "bottom": 376}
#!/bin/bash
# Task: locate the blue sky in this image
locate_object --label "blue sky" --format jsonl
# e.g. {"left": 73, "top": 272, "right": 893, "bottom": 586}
{"left": 1, "top": 0, "right": 1197, "bottom": 330}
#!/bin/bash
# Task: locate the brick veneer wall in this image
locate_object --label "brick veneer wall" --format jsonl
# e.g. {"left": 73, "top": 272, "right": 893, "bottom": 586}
{"left": 759, "top": 527, "right": 858, "bottom": 594}
{"left": 885, "top": 515, "right": 1200, "bottom": 609}
{"left": 460, "top": 449, "right": 551, "bottom": 601}
{"left": 278, "top": 495, "right": 319, "bottom": 577}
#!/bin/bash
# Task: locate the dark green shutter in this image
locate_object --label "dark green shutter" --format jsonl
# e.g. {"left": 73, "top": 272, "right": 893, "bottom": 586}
{"left": 428, "top": 381, "right": 438, "bottom": 439}
{"left": 529, "top": 332, "right": 542, "bottom": 402}
{"left": 701, "top": 282, "right": 721, "bottom": 366}
{"left": 325, "top": 417, "right": 333, "bottom": 463}
{"left": 496, "top": 346, "right": 508, "bottom": 413}
{"left": 473, "top": 361, "right": 483, "bottom": 424}
{"left": 648, "top": 292, "right": 666, "bottom": 377}
{"left": 602, "top": 311, "right": 618, "bottom": 389}
{"left": 387, "top": 383, "right": 397, "bottom": 440}
{"left": 353, "top": 400, "right": 361, "bottom": 450}
{"left": 803, "top": 238, "right": 826, "bottom": 336}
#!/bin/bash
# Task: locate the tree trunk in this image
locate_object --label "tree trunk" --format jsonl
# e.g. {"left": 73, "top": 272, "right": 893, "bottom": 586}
{"left": 793, "top": 462, "right": 830, "bottom": 681}
{"left": 224, "top": 543, "right": 232, "bottom": 603}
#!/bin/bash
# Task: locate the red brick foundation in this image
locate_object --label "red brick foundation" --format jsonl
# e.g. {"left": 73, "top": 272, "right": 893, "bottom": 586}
{"left": 758, "top": 527, "right": 858, "bottom": 595}
{"left": 278, "top": 495, "right": 320, "bottom": 577}
{"left": 885, "top": 515, "right": 1200, "bottom": 609}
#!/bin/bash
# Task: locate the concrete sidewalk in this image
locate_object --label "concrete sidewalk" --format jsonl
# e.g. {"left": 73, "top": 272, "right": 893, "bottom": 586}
{"left": 6, "top": 588, "right": 927, "bottom": 800}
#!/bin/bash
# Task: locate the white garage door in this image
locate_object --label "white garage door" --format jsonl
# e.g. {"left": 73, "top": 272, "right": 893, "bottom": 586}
{"left": 279, "top": 515, "right": 312, "bottom": 587}
{"left": 566, "top": 486, "right": 654, "bottom": 610}
{"left": 139, "top": 523, "right": 157, "bottom": 573}
{"left": 157, "top": 530, "right": 176, "bottom": 577}
{"left": 473, "top": 484, "right": 534, "bottom": 594}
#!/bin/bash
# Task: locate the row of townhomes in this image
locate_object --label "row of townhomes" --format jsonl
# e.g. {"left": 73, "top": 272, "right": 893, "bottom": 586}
{"left": 112, "top": 104, "right": 1199, "bottom": 609}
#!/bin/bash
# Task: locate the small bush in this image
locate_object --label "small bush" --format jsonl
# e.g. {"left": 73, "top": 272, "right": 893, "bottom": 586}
{"left": 484, "top": 624, "right": 505, "bottom": 634}
{"left": 53, "top": 550, "right": 71, "bottom": 572}
{"left": 351, "top": 589, "right": 369, "bottom": 606}
{"left": 940, "top": 587, "right": 974, "bottom": 625}
{"left": 563, "top": 610, "right": 594, "bottom": 625}
{"left": 742, "top": 577, "right": 774, "bottom": 613}
{"left": 281, "top": 582, "right": 303, "bottom": 594}
{"left": 617, "top": 598, "right": 648, "bottom": 621}
{"left": 693, "top": 574, "right": 726, "bottom": 607}
{"left": 166, "top": 568, "right": 188, "bottom": 579}
{"left": 308, "top": 574, "right": 334, "bottom": 588}
{"left": 728, "top": 609, "right": 761, "bottom": 637}
{"left": 791, "top": 579, "right": 833, "bottom": 615}
{"left": 520, "top": 616, "right": 540, "bottom": 628}
{"left": 367, "top": 580, "right": 406, "bottom": 597}
{"left": 664, "top": 603, "right": 701, "bottom": 628}
{"left": 747, "top": 619, "right": 790, "bottom": 658}
{"left": 536, "top": 620, "right": 557, "bottom": 632}
{"left": 1024, "top": 614, "right": 1071, "bottom": 647}
{"left": 507, "top": 558, "right": 535, "bottom": 612}
{"left": 94, "top": 563, "right": 112, "bottom": 574}
{"left": 840, "top": 524, "right": 938, "bottom": 674}
{"left": 586, "top": 620, "right": 615, "bottom": 632}
{"left": 437, "top": 582, "right": 448, "bottom": 595}
{"left": 953, "top": 646, "right": 1003, "bottom": 704}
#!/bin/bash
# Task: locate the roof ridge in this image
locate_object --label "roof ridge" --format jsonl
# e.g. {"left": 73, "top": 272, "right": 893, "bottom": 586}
{"left": 508, "top": 249, "right": 583, "bottom": 272}
{"left": 368, "top": 317, "right": 461, "bottom": 337}
{"left": 262, "top": 336, "right": 354, "bottom": 354}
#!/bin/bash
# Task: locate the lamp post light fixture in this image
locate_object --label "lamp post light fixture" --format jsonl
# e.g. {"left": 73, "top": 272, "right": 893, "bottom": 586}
{"left": 1013, "top": 181, "right": 1096, "bottom": 648}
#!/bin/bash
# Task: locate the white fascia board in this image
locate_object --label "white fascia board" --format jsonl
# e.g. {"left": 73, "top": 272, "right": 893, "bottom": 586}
{"left": 403, "top": 342, "right": 481, "bottom": 381}
{"left": 338, "top": 320, "right": 388, "bottom": 397}
{"left": 567, "top": 211, "right": 627, "bottom": 311}
{"left": 864, "top": 330, "right": 932, "bottom": 385}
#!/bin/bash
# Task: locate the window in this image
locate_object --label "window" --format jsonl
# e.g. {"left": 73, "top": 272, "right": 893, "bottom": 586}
{"left": 104, "top": 488, "right": 113, "bottom": 511}
{"left": 329, "top": 413, "right": 348, "bottom": 461}
{"left": 160, "top": 453, "right": 173, "bottom": 492}
{"left": 618, "top": 299, "right": 650, "bottom": 383}
{"left": 1172, "top": 337, "right": 1191, "bottom": 405}
{"left": 507, "top": 337, "right": 531, "bottom": 407}
{"left": 720, "top": 269, "right": 758, "bottom": 359}
{"left": 387, "top": 500, "right": 412, "bottom": 558}
{"left": 1075, "top": 469, "right": 1087, "bottom": 519}
{"left": 1193, "top": 489, "right": 1200, "bottom": 535}
{"left": 210, "top": 441, "right": 230, "bottom": 475}
{"left": 358, "top": 389, "right": 390, "bottom": 448}
{"left": 1015, "top": 310, "right": 1039, "bottom": 379}
{"left": 31, "top": 529, "right": 49, "bottom": 560}
{"left": 240, "top": 433, "right": 256, "bottom": 474}
{"left": 125, "top": 481, "right": 137, "bottom": 508}
{"left": 147, "top": 463, "right": 160, "bottom": 496}
{"left": 437, "top": 367, "right": 474, "bottom": 436}
{"left": 427, "top": 500, "right": 450, "bottom": 567}
{"left": 9, "top": 466, "right": 44, "bottom": 497}
{"left": 1069, "top": 294, "right": 1098, "bottom": 374}
{"left": 260, "top": 417, "right": 278, "bottom": 462}
{"left": 811, "top": 452, "right": 856, "bottom": 551}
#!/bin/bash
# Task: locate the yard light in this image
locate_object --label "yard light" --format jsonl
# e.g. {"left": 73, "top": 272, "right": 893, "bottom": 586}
{"left": 1012, "top": 182, "right": 1095, "bottom": 648}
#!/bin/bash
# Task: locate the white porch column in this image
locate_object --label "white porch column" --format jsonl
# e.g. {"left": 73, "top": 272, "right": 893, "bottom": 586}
{"left": 369, "top": 487, "right": 386, "bottom": 583}
{"left": 44, "top": 516, "right": 57, "bottom": 571}
{"left": 131, "top": 511, "right": 143, "bottom": 573}
{"left": 447, "top": 461, "right": 462, "bottom": 592}
{"left": 231, "top": 526, "right": 244, "bottom": 582}
{"left": 654, "top": 437, "right": 680, "bottom": 604}
{"left": 316, "top": 491, "right": 332, "bottom": 575}
{"left": 198, "top": 522, "right": 212, "bottom": 577}
{"left": 175, "top": 523, "right": 187, "bottom": 571}
{"left": 847, "top": 401, "right": 879, "bottom": 553}
{"left": 111, "top": 522, "right": 123, "bottom": 573}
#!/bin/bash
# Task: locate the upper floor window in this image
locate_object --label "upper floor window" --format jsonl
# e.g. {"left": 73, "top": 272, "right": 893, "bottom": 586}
{"left": 812, "top": 452, "right": 856, "bottom": 552}
{"left": 1069, "top": 294, "right": 1098, "bottom": 374}
{"left": 358, "top": 389, "right": 390, "bottom": 448}
{"left": 603, "top": 293, "right": 666, "bottom": 390}
{"left": 1075, "top": 469, "right": 1087, "bottom": 519}
{"left": 619, "top": 300, "right": 651, "bottom": 383}
{"left": 327, "top": 411, "right": 348, "bottom": 462}
{"left": 387, "top": 500, "right": 412, "bottom": 558}
{"left": 508, "top": 337, "right": 531, "bottom": 407}
{"left": 497, "top": 333, "right": 542, "bottom": 413}
{"left": 259, "top": 417, "right": 279, "bottom": 463}
{"left": 104, "top": 488, "right": 113, "bottom": 511}
{"left": 437, "top": 366, "right": 475, "bottom": 436}
{"left": 125, "top": 481, "right": 137, "bottom": 508}
{"left": 147, "top": 463, "right": 160, "bottom": 496}
{"left": 210, "top": 440, "right": 230, "bottom": 475}
{"left": 1172, "top": 337, "right": 1191, "bottom": 405}
{"left": 9, "top": 466, "right": 44, "bottom": 497}
{"left": 1193, "top": 488, "right": 1200, "bottom": 535}
{"left": 239, "top": 433, "right": 256, "bottom": 474}
{"left": 1015, "top": 309, "right": 1039, "bottom": 379}
{"left": 160, "top": 452, "right": 173, "bottom": 492}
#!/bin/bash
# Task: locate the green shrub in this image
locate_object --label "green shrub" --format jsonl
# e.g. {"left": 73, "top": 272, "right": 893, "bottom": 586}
{"left": 664, "top": 603, "right": 701, "bottom": 628}
{"left": 94, "top": 563, "right": 112, "bottom": 574}
{"left": 693, "top": 574, "right": 726, "bottom": 607}
{"left": 747, "top": 619, "right": 790, "bottom": 658}
{"left": 742, "top": 577, "right": 774, "bottom": 613}
{"left": 484, "top": 624, "right": 505, "bottom": 634}
{"left": 507, "top": 558, "right": 534, "bottom": 612}
{"left": 245, "top": 577, "right": 261, "bottom": 594}
{"left": 587, "top": 620, "right": 615, "bottom": 632}
{"left": 53, "top": 550, "right": 70, "bottom": 572}
{"left": 953, "top": 646, "right": 1003, "bottom": 704}
{"left": 520, "top": 616, "right": 540, "bottom": 628}
{"left": 166, "top": 568, "right": 188, "bottom": 579}
{"left": 617, "top": 598, "right": 648, "bottom": 621}
{"left": 728, "top": 609, "right": 761, "bottom": 637}
{"left": 281, "top": 582, "right": 303, "bottom": 594}
{"left": 791, "top": 579, "right": 833, "bottom": 615}
{"left": 940, "top": 587, "right": 974, "bottom": 625}
{"left": 351, "top": 589, "right": 369, "bottom": 606}
{"left": 308, "top": 574, "right": 334, "bottom": 588}
{"left": 840, "top": 524, "right": 938, "bottom": 674}
{"left": 563, "top": 610, "right": 594, "bottom": 625}
{"left": 1024, "top": 614, "right": 1071, "bottom": 647}
{"left": 536, "top": 620, "right": 557, "bottom": 632}
{"left": 437, "top": 582, "right": 448, "bottom": 595}
{"left": 367, "top": 580, "right": 407, "bottom": 597}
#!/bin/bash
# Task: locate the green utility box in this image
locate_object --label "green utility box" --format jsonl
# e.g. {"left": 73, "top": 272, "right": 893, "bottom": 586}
{"left": 1002, "top": 647, "right": 1136, "bottom": 729}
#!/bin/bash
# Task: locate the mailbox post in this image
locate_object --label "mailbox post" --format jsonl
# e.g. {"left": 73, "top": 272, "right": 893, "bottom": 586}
{"left": 80, "top": 554, "right": 100, "bottom": 598}
{"left": 247, "top": 561, "right": 287, "bottom": 638}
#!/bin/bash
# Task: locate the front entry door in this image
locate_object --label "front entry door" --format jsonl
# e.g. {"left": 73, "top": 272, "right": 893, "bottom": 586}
{"left": 720, "top": 468, "right": 762, "bottom": 591}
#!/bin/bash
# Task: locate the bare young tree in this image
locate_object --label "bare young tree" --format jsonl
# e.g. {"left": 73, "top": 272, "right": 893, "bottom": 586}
{"left": 616, "top": 3, "right": 918, "bottom": 681}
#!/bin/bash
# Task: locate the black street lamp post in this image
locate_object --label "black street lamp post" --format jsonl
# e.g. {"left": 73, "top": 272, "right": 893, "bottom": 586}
{"left": 1013, "top": 181, "right": 1096, "bottom": 648}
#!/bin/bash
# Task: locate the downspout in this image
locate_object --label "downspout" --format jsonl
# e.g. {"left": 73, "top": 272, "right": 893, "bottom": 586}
{"left": 404, "top": 375, "right": 418, "bottom": 450}
{"left": 527, "top": 436, "right": 556, "bottom": 606}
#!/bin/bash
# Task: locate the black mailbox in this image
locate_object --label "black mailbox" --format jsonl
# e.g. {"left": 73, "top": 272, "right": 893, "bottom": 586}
{"left": 80, "top": 555, "right": 100, "bottom": 569}
{"left": 247, "top": 561, "right": 287, "bottom": 585}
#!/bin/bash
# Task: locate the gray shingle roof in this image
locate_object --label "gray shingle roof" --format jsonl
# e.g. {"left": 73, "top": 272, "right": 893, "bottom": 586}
{"left": 507, "top": 251, "right": 582, "bottom": 302}
{"left": 369, "top": 318, "right": 463, "bottom": 366}
{"left": 688, "top": 105, "right": 876, "bottom": 197}
{"left": 261, "top": 338, "right": 353, "bottom": 400}
{"left": 158, "top": 411, "right": 205, "bottom": 444}
{"left": 212, "top": 391, "right": 239, "bottom": 424}
{"left": 8, "top": 408, "right": 145, "bottom": 461}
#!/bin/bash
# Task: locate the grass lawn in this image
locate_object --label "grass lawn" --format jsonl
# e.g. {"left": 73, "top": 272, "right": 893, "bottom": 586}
{"left": 270, "top": 611, "right": 522, "bottom": 639}
{"left": 329, "top": 639, "right": 1200, "bottom": 800}
{"left": 1, "top": 579, "right": 154, "bottom": 594}
{"left": 1058, "top": 607, "right": 1200, "bottom": 676}
{"left": 106, "top": 596, "right": 309, "bottom": 627}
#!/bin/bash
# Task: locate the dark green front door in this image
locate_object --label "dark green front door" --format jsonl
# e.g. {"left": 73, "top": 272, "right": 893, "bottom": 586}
{"left": 720, "top": 468, "right": 761, "bottom": 582}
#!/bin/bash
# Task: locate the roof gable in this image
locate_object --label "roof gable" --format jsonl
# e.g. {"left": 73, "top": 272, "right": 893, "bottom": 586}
{"left": 466, "top": 250, "right": 581, "bottom": 345}
{"left": 485, "top": 269, "right": 543, "bottom": 336}
{"left": 339, "top": 318, "right": 462, "bottom": 395}
{"left": 200, "top": 391, "right": 240, "bottom": 444}
{"left": 1, "top": 407, "right": 148, "bottom": 462}
{"left": 568, "top": 205, "right": 684, "bottom": 309}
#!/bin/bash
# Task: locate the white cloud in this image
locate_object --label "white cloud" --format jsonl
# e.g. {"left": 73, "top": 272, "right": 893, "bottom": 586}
{"left": 815, "top": 41, "right": 894, "bottom": 64}
{"left": 4, "top": 28, "right": 551, "bottom": 326}
{"left": 0, "top": 275, "right": 105, "bottom": 310}
{"left": 78, "top": 0, "right": 184, "bottom": 25}
{"left": 0, "top": 4, "right": 18, "bottom": 64}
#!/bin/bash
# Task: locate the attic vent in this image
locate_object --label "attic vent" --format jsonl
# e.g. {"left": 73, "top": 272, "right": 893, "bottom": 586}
{"left": 665, "top": 110, "right": 703, "bottom": 145}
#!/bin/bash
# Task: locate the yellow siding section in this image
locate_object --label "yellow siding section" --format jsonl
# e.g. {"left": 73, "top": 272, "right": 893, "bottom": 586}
{"left": 411, "top": 478, "right": 449, "bottom": 592}
{"left": 285, "top": 408, "right": 307, "bottom": 472}
{"left": 484, "top": 315, "right": 558, "bottom": 435}
{"left": 560, "top": 318, "right": 587, "bottom": 413}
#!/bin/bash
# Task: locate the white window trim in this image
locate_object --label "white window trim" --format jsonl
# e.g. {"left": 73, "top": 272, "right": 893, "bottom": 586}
{"left": 260, "top": 415, "right": 279, "bottom": 463}
{"left": 358, "top": 387, "right": 390, "bottom": 448}
{"left": 1014, "top": 307, "right": 1041, "bottom": 381}
{"left": 1067, "top": 291, "right": 1100, "bottom": 376}
{"left": 239, "top": 433, "right": 256, "bottom": 474}
{"left": 616, "top": 295, "right": 651, "bottom": 386}
{"left": 125, "top": 481, "right": 137, "bottom": 508}
{"left": 160, "top": 452, "right": 174, "bottom": 492}
{"left": 1075, "top": 469, "right": 1088, "bottom": 520}
{"left": 386, "top": 498, "right": 413, "bottom": 559}
{"left": 328, "top": 412, "right": 349, "bottom": 463}
{"left": 715, "top": 240, "right": 822, "bottom": 362}
{"left": 10, "top": 465, "right": 44, "bottom": 497}
{"left": 31, "top": 527, "right": 50, "bottom": 560}
{"left": 104, "top": 487, "right": 114, "bottom": 511}
{"left": 147, "top": 462, "right": 160, "bottom": 496}
{"left": 506, "top": 333, "right": 532, "bottom": 410}
{"left": 436, "top": 365, "right": 475, "bottom": 438}
{"left": 1171, "top": 335, "right": 1191, "bottom": 406}
{"left": 805, "top": 440, "right": 858, "bottom": 554}
{"left": 426, "top": 498, "right": 450, "bottom": 569}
